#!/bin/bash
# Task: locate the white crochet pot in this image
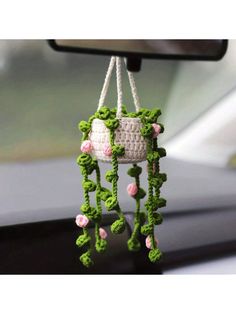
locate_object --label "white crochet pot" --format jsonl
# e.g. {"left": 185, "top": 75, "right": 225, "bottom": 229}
{"left": 89, "top": 117, "right": 147, "bottom": 163}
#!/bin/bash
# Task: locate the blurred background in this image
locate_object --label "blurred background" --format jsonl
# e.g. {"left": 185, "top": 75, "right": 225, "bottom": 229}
{"left": 0, "top": 40, "right": 235, "bottom": 166}
{"left": 1, "top": 40, "right": 236, "bottom": 273}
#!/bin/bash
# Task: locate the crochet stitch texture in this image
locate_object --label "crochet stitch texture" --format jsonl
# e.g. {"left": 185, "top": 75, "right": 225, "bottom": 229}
{"left": 76, "top": 105, "right": 166, "bottom": 267}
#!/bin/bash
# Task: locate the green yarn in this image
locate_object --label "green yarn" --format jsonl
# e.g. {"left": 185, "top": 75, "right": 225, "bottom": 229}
{"left": 95, "top": 106, "right": 110, "bottom": 120}
{"left": 140, "top": 224, "right": 153, "bottom": 236}
{"left": 149, "top": 248, "right": 162, "bottom": 263}
{"left": 157, "top": 147, "right": 167, "bottom": 157}
{"left": 95, "top": 239, "right": 107, "bottom": 253}
{"left": 76, "top": 104, "right": 166, "bottom": 267}
{"left": 99, "top": 187, "right": 112, "bottom": 201}
{"left": 80, "top": 251, "right": 93, "bottom": 268}
{"left": 127, "top": 164, "right": 146, "bottom": 252}
{"left": 78, "top": 120, "right": 91, "bottom": 133}
{"left": 77, "top": 153, "right": 93, "bottom": 166}
{"left": 112, "top": 145, "right": 125, "bottom": 157}
{"left": 127, "top": 165, "right": 142, "bottom": 177}
{"left": 153, "top": 212, "right": 163, "bottom": 225}
{"left": 147, "top": 108, "right": 162, "bottom": 123}
{"left": 134, "top": 188, "right": 146, "bottom": 200}
{"left": 111, "top": 218, "right": 126, "bottom": 234}
{"left": 140, "top": 123, "right": 153, "bottom": 138}
{"left": 76, "top": 233, "right": 91, "bottom": 247}
{"left": 82, "top": 179, "right": 97, "bottom": 192}
{"left": 105, "top": 170, "right": 117, "bottom": 183}
{"left": 105, "top": 196, "right": 119, "bottom": 211}
{"left": 105, "top": 118, "right": 119, "bottom": 130}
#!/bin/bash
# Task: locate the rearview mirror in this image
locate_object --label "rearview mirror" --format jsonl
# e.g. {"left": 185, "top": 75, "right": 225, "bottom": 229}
{"left": 49, "top": 40, "right": 228, "bottom": 72}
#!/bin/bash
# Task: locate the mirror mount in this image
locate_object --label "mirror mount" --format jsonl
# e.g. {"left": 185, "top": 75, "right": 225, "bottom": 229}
{"left": 126, "top": 56, "right": 142, "bottom": 72}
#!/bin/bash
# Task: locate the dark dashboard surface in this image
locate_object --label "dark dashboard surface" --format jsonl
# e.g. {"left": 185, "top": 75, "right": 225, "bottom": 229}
{"left": 0, "top": 207, "right": 236, "bottom": 274}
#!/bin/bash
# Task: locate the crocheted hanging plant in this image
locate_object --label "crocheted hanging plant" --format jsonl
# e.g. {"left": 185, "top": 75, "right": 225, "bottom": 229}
{"left": 75, "top": 57, "right": 167, "bottom": 268}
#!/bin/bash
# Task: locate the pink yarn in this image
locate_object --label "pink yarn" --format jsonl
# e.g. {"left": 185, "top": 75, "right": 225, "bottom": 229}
{"left": 99, "top": 228, "right": 108, "bottom": 239}
{"left": 145, "top": 235, "right": 159, "bottom": 249}
{"left": 127, "top": 183, "right": 138, "bottom": 197}
{"left": 152, "top": 123, "right": 161, "bottom": 138}
{"left": 75, "top": 214, "right": 89, "bottom": 228}
{"left": 81, "top": 140, "right": 93, "bottom": 153}
{"left": 103, "top": 144, "right": 112, "bottom": 157}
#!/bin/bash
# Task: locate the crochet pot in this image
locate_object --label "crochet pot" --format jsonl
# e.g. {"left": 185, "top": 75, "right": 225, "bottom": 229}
{"left": 89, "top": 117, "right": 147, "bottom": 163}
{"left": 75, "top": 56, "right": 167, "bottom": 268}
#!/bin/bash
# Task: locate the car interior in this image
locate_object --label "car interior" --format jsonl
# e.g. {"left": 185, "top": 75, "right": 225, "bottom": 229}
{"left": 1, "top": 39, "right": 236, "bottom": 274}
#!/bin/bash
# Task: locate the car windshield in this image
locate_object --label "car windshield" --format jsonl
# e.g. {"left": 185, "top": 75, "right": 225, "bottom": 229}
{"left": 1, "top": 40, "right": 235, "bottom": 163}
{"left": 1, "top": 40, "right": 236, "bottom": 227}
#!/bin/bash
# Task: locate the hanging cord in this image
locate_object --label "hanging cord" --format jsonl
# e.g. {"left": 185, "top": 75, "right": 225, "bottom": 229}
{"left": 97, "top": 56, "right": 116, "bottom": 111}
{"left": 116, "top": 57, "right": 123, "bottom": 118}
{"left": 123, "top": 59, "right": 141, "bottom": 113}
{"left": 97, "top": 56, "right": 141, "bottom": 117}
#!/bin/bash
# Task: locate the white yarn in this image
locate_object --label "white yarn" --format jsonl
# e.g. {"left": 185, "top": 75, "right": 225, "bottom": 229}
{"left": 97, "top": 56, "right": 116, "bottom": 110}
{"left": 97, "top": 56, "right": 141, "bottom": 116}
{"left": 89, "top": 117, "right": 147, "bottom": 163}
{"left": 116, "top": 57, "right": 123, "bottom": 118}
{"left": 92, "top": 56, "right": 146, "bottom": 164}
{"left": 126, "top": 69, "right": 141, "bottom": 113}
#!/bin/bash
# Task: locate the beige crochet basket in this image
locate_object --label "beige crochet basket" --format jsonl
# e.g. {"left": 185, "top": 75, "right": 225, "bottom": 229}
{"left": 89, "top": 117, "right": 147, "bottom": 163}
{"left": 89, "top": 57, "right": 147, "bottom": 164}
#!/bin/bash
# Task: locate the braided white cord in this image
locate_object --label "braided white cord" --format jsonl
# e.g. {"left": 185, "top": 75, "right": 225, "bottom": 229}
{"left": 127, "top": 70, "right": 141, "bottom": 112}
{"left": 97, "top": 56, "right": 116, "bottom": 110}
{"left": 116, "top": 57, "right": 123, "bottom": 118}
{"left": 124, "top": 59, "right": 141, "bottom": 112}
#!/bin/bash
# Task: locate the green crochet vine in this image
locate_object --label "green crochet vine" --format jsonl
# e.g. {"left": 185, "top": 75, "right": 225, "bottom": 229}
{"left": 75, "top": 105, "right": 167, "bottom": 267}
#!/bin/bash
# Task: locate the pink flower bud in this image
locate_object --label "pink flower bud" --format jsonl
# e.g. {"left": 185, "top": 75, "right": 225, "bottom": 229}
{"left": 152, "top": 123, "right": 161, "bottom": 138}
{"left": 127, "top": 183, "right": 138, "bottom": 197}
{"left": 103, "top": 143, "right": 112, "bottom": 157}
{"left": 81, "top": 140, "right": 93, "bottom": 153}
{"left": 145, "top": 235, "right": 159, "bottom": 249}
{"left": 99, "top": 228, "right": 108, "bottom": 239}
{"left": 75, "top": 214, "right": 89, "bottom": 228}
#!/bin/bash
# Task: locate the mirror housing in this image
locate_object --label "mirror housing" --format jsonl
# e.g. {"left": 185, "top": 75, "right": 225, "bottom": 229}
{"left": 48, "top": 40, "right": 228, "bottom": 72}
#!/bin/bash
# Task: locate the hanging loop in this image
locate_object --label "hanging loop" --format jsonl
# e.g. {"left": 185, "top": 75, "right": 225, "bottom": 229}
{"left": 97, "top": 56, "right": 141, "bottom": 118}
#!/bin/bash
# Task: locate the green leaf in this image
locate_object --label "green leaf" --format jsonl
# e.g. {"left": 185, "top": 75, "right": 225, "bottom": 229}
{"left": 140, "top": 224, "right": 153, "bottom": 236}
{"left": 105, "top": 196, "right": 119, "bottom": 211}
{"left": 157, "top": 147, "right": 167, "bottom": 158}
{"left": 153, "top": 212, "right": 163, "bottom": 225}
{"left": 95, "top": 106, "right": 110, "bottom": 120}
{"left": 76, "top": 234, "right": 90, "bottom": 247}
{"left": 100, "top": 187, "right": 112, "bottom": 201}
{"left": 154, "top": 197, "right": 167, "bottom": 208}
{"left": 112, "top": 145, "right": 125, "bottom": 157}
{"left": 80, "top": 252, "right": 93, "bottom": 267}
{"left": 158, "top": 123, "right": 165, "bottom": 133}
{"left": 147, "top": 108, "right": 162, "bottom": 123}
{"left": 77, "top": 153, "right": 93, "bottom": 167}
{"left": 159, "top": 173, "right": 167, "bottom": 182}
{"left": 105, "top": 118, "right": 119, "bottom": 130}
{"left": 105, "top": 170, "right": 118, "bottom": 183}
{"left": 140, "top": 123, "right": 153, "bottom": 138}
{"left": 134, "top": 188, "right": 146, "bottom": 200}
{"left": 78, "top": 120, "right": 91, "bottom": 133}
{"left": 95, "top": 239, "right": 107, "bottom": 253}
{"left": 127, "top": 238, "right": 141, "bottom": 252}
{"left": 85, "top": 207, "right": 101, "bottom": 221}
{"left": 127, "top": 165, "right": 142, "bottom": 177}
{"left": 148, "top": 248, "right": 162, "bottom": 263}
{"left": 82, "top": 179, "right": 97, "bottom": 192}
{"left": 111, "top": 218, "right": 126, "bottom": 234}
